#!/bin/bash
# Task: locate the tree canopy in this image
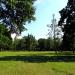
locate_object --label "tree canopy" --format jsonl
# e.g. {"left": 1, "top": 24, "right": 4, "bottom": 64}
{"left": 0, "top": 0, "right": 36, "bottom": 34}
{"left": 58, "top": 0, "right": 75, "bottom": 51}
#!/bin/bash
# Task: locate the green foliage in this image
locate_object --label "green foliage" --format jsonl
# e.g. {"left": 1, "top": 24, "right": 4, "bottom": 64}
{"left": 37, "top": 38, "right": 60, "bottom": 51}
{"left": 0, "top": 33, "right": 61, "bottom": 51}
{"left": 46, "top": 38, "right": 55, "bottom": 50}
{"left": 0, "top": 0, "right": 36, "bottom": 50}
{"left": 0, "top": 24, "right": 12, "bottom": 50}
{"left": 1, "top": 0, "right": 36, "bottom": 33}
{"left": 58, "top": 0, "right": 75, "bottom": 51}
{"left": 37, "top": 38, "right": 48, "bottom": 51}
{"left": 13, "top": 34, "right": 37, "bottom": 51}
{"left": 24, "top": 34, "right": 37, "bottom": 50}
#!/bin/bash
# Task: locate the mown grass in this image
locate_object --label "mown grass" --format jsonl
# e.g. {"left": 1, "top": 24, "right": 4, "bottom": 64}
{"left": 0, "top": 51, "right": 75, "bottom": 75}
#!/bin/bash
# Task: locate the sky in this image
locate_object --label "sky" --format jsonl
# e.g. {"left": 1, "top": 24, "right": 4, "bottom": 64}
{"left": 21, "top": 0, "right": 68, "bottom": 39}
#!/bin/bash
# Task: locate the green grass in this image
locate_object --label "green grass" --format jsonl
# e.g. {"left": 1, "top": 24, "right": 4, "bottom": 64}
{"left": 0, "top": 51, "right": 75, "bottom": 75}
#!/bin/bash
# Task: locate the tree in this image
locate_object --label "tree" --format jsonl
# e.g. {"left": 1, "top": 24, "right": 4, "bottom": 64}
{"left": 25, "top": 34, "right": 37, "bottom": 51}
{"left": 14, "top": 34, "right": 37, "bottom": 51}
{"left": 46, "top": 38, "right": 53, "bottom": 50}
{"left": 0, "top": 0, "right": 36, "bottom": 34}
{"left": 58, "top": 0, "right": 75, "bottom": 52}
{"left": 38, "top": 39, "right": 47, "bottom": 51}
{"left": 0, "top": 0, "right": 36, "bottom": 50}
{"left": 37, "top": 38, "right": 55, "bottom": 51}
{"left": 47, "top": 14, "right": 62, "bottom": 52}
{"left": 0, "top": 24, "right": 12, "bottom": 50}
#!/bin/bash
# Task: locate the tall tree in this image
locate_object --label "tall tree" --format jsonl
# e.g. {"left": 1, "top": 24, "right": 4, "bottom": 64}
{"left": 58, "top": 0, "right": 75, "bottom": 51}
{"left": 0, "top": 0, "right": 36, "bottom": 34}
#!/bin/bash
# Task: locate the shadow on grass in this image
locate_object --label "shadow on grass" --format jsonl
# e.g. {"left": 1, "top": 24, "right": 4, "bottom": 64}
{"left": 0, "top": 55, "right": 75, "bottom": 63}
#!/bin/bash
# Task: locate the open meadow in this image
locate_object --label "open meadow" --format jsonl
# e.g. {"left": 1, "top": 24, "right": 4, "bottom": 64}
{"left": 0, "top": 51, "right": 75, "bottom": 75}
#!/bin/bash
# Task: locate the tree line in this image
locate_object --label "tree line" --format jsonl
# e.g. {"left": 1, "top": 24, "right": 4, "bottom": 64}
{"left": 0, "top": 24, "right": 61, "bottom": 51}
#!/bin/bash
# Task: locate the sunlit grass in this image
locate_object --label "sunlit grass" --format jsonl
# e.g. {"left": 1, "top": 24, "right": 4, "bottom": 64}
{"left": 0, "top": 51, "right": 75, "bottom": 75}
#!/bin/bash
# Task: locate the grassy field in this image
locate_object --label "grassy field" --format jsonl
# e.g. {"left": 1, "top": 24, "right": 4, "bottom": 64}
{"left": 0, "top": 51, "right": 75, "bottom": 75}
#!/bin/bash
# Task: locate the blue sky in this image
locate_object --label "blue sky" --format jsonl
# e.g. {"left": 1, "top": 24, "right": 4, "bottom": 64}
{"left": 21, "top": 0, "right": 68, "bottom": 39}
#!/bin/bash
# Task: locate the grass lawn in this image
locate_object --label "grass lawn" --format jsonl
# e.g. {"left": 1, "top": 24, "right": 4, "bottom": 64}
{"left": 0, "top": 51, "right": 75, "bottom": 75}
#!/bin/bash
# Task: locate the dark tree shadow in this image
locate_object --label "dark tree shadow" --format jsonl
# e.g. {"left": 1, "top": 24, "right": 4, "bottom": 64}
{"left": 0, "top": 55, "right": 75, "bottom": 63}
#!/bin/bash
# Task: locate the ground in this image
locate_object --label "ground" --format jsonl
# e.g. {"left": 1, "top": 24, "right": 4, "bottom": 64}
{"left": 0, "top": 51, "right": 75, "bottom": 75}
